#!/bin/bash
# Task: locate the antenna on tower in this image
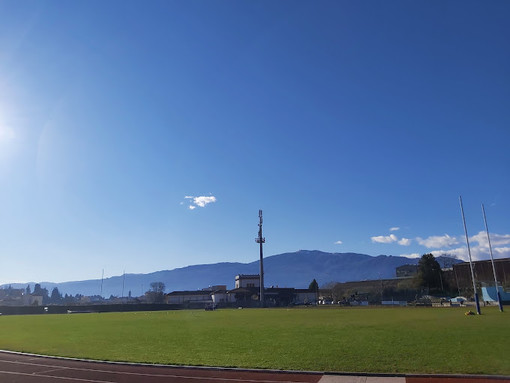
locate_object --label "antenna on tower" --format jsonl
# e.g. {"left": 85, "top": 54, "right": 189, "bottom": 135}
{"left": 255, "top": 209, "right": 266, "bottom": 307}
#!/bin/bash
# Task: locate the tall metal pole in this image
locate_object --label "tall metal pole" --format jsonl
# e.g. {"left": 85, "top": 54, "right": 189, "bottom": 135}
{"left": 122, "top": 270, "right": 126, "bottom": 299}
{"left": 255, "top": 210, "right": 265, "bottom": 307}
{"left": 482, "top": 203, "right": 503, "bottom": 312}
{"left": 100, "top": 269, "right": 104, "bottom": 298}
{"left": 459, "top": 196, "right": 481, "bottom": 314}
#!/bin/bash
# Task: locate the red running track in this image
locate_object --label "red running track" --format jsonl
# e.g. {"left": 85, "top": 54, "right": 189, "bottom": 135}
{"left": 0, "top": 351, "right": 321, "bottom": 383}
{"left": 0, "top": 351, "right": 508, "bottom": 383}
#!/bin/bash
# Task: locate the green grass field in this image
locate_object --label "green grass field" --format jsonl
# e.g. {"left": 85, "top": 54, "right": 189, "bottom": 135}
{"left": 0, "top": 306, "right": 508, "bottom": 375}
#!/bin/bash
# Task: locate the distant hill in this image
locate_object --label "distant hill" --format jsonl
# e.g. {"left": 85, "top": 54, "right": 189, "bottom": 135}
{"left": 2, "top": 251, "right": 458, "bottom": 297}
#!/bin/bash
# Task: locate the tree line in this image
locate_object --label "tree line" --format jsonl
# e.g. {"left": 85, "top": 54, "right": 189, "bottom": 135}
{"left": 326, "top": 253, "right": 460, "bottom": 304}
{"left": 22, "top": 284, "right": 85, "bottom": 305}
{"left": 21, "top": 281, "right": 167, "bottom": 305}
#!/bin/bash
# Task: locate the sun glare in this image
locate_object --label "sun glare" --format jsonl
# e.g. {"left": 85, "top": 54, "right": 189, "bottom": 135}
{"left": 0, "top": 106, "right": 15, "bottom": 144}
{"left": 0, "top": 124, "right": 15, "bottom": 142}
{"left": 0, "top": 109, "right": 17, "bottom": 164}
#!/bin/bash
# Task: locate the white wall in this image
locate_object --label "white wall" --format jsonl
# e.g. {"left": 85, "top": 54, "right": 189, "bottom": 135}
{"left": 235, "top": 277, "right": 260, "bottom": 289}
{"left": 167, "top": 293, "right": 212, "bottom": 304}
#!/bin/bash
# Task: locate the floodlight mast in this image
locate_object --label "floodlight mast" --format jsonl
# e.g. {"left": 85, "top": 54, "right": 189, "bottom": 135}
{"left": 459, "top": 196, "right": 481, "bottom": 315}
{"left": 100, "top": 269, "right": 104, "bottom": 298}
{"left": 482, "top": 204, "right": 503, "bottom": 312}
{"left": 255, "top": 210, "right": 265, "bottom": 307}
{"left": 122, "top": 270, "right": 126, "bottom": 299}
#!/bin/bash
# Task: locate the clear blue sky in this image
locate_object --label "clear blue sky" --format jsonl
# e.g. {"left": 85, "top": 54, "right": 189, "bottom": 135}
{"left": 0, "top": 1, "right": 509, "bottom": 284}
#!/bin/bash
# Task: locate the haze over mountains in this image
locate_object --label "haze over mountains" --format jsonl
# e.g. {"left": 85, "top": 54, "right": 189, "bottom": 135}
{"left": 3, "top": 251, "right": 446, "bottom": 297}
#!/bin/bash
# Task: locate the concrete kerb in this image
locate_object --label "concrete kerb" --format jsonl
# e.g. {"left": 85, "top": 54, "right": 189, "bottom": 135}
{"left": 321, "top": 373, "right": 510, "bottom": 382}
{"left": 319, "top": 377, "right": 405, "bottom": 383}
{"left": 405, "top": 373, "right": 510, "bottom": 381}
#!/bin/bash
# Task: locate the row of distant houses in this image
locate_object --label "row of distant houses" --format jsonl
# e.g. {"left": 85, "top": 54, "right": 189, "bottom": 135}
{"left": 0, "top": 288, "right": 43, "bottom": 306}
{"left": 166, "top": 274, "right": 317, "bottom": 307}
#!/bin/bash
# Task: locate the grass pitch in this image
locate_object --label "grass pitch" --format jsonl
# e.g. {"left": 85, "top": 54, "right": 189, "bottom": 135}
{"left": 0, "top": 306, "right": 508, "bottom": 375}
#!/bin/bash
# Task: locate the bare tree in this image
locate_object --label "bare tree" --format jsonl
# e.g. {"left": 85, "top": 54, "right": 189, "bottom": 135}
{"left": 146, "top": 282, "right": 166, "bottom": 303}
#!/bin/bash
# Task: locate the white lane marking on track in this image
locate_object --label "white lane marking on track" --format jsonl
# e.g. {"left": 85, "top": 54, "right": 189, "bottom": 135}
{"left": 0, "top": 370, "right": 116, "bottom": 383}
{"left": 38, "top": 367, "right": 67, "bottom": 375}
{"left": 0, "top": 359, "right": 316, "bottom": 383}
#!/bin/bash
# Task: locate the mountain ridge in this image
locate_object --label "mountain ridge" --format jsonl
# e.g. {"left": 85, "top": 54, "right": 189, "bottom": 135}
{"left": 2, "top": 251, "right": 440, "bottom": 297}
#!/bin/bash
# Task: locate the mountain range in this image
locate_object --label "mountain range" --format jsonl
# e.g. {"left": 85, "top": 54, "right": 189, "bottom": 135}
{"left": 2, "top": 251, "right": 451, "bottom": 297}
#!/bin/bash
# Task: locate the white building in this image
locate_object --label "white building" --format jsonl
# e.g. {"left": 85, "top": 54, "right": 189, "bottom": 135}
{"left": 235, "top": 274, "right": 260, "bottom": 289}
{"left": 166, "top": 274, "right": 318, "bottom": 307}
{"left": 210, "top": 290, "right": 237, "bottom": 305}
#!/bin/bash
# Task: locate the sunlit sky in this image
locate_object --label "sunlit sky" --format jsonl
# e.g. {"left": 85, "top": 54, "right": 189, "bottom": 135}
{"left": 1, "top": 1, "right": 509, "bottom": 284}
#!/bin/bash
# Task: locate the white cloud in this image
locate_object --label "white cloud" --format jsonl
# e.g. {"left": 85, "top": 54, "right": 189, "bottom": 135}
{"left": 193, "top": 196, "right": 216, "bottom": 207}
{"left": 371, "top": 232, "right": 411, "bottom": 246}
{"left": 429, "top": 244, "right": 510, "bottom": 262}
{"left": 494, "top": 247, "right": 510, "bottom": 256}
{"left": 470, "top": 231, "right": 510, "bottom": 247}
{"left": 371, "top": 234, "right": 398, "bottom": 244}
{"left": 416, "top": 234, "right": 458, "bottom": 249}
{"left": 399, "top": 230, "right": 510, "bottom": 262}
{"left": 184, "top": 195, "right": 217, "bottom": 210}
{"left": 400, "top": 253, "right": 421, "bottom": 259}
{"left": 429, "top": 247, "right": 468, "bottom": 261}
{"left": 398, "top": 238, "right": 412, "bottom": 246}
{"left": 335, "top": 240, "right": 343, "bottom": 245}
{"left": 449, "top": 231, "right": 510, "bottom": 261}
